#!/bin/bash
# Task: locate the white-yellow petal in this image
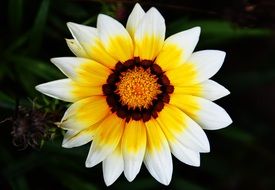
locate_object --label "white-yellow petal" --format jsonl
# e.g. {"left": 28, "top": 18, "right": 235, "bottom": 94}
{"left": 85, "top": 114, "right": 125, "bottom": 167}
{"left": 173, "top": 79, "right": 230, "bottom": 101}
{"left": 62, "top": 129, "right": 93, "bottom": 148}
{"left": 126, "top": 3, "right": 145, "bottom": 38}
{"left": 156, "top": 104, "right": 210, "bottom": 152}
{"left": 156, "top": 27, "right": 200, "bottom": 71}
{"left": 170, "top": 94, "right": 232, "bottom": 130}
{"left": 166, "top": 50, "right": 226, "bottom": 86}
{"left": 67, "top": 22, "right": 117, "bottom": 69}
{"left": 35, "top": 79, "right": 74, "bottom": 102}
{"left": 144, "top": 119, "right": 172, "bottom": 185}
{"left": 97, "top": 14, "right": 134, "bottom": 62}
{"left": 51, "top": 57, "right": 111, "bottom": 86}
{"left": 60, "top": 96, "right": 110, "bottom": 131}
{"left": 134, "top": 7, "right": 165, "bottom": 60}
{"left": 122, "top": 120, "right": 146, "bottom": 182}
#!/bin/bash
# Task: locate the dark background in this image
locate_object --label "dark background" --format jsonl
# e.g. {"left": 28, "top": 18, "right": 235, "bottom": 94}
{"left": 0, "top": 0, "right": 275, "bottom": 189}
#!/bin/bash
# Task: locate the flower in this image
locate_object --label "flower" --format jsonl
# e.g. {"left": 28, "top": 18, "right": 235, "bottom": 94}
{"left": 35, "top": 3, "right": 232, "bottom": 186}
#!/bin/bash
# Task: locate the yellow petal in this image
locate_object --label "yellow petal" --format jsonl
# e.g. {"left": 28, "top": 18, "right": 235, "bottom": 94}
{"left": 144, "top": 119, "right": 166, "bottom": 152}
{"left": 97, "top": 14, "right": 134, "bottom": 62}
{"left": 169, "top": 94, "right": 200, "bottom": 119}
{"left": 60, "top": 96, "right": 110, "bottom": 131}
{"left": 173, "top": 84, "right": 203, "bottom": 98}
{"left": 166, "top": 62, "right": 198, "bottom": 86}
{"left": 134, "top": 7, "right": 165, "bottom": 60}
{"left": 71, "top": 82, "right": 103, "bottom": 100}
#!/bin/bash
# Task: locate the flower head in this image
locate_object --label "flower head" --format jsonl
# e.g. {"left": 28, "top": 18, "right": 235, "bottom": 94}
{"left": 36, "top": 3, "right": 232, "bottom": 186}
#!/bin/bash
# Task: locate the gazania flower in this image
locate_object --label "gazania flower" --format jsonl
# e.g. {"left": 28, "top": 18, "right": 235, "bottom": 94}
{"left": 36, "top": 3, "right": 232, "bottom": 186}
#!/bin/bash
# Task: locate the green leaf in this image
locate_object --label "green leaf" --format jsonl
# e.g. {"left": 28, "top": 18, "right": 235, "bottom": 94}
{"left": 219, "top": 127, "right": 254, "bottom": 144}
{"left": 2, "top": 153, "right": 43, "bottom": 178}
{"left": 48, "top": 169, "right": 98, "bottom": 190}
{"left": 0, "top": 91, "right": 16, "bottom": 109}
{"left": 226, "top": 70, "right": 275, "bottom": 92}
{"left": 8, "top": 0, "right": 23, "bottom": 36}
{"left": 9, "top": 176, "right": 30, "bottom": 190}
{"left": 28, "top": 0, "right": 50, "bottom": 54}
{"left": 114, "top": 178, "right": 160, "bottom": 190}
{"left": 174, "top": 178, "right": 207, "bottom": 190}
{"left": 8, "top": 55, "right": 62, "bottom": 80}
{"left": 167, "top": 19, "right": 272, "bottom": 46}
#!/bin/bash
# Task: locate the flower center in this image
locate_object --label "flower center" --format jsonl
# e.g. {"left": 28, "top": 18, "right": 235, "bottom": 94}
{"left": 115, "top": 67, "right": 161, "bottom": 109}
{"left": 102, "top": 58, "right": 174, "bottom": 122}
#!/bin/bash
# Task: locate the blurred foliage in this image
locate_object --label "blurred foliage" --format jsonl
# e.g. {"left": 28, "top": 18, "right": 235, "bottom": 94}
{"left": 0, "top": 0, "right": 275, "bottom": 190}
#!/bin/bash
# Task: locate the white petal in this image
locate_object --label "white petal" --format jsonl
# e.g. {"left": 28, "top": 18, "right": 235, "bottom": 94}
{"left": 196, "top": 97, "right": 232, "bottom": 130}
{"left": 144, "top": 119, "right": 173, "bottom": 185}
{"left": 103, "top": 145, "right": 124, "bottom": 186}
{"left": 126, "top": 3, "right": 145, "bottom": 38}
{"left": 176, "top": 113, "right": 210, "bottom": 152}
{"left": 62, "top": 130, "right": 93, "bottom": 148}
{"left": 144, "top": 149, "right": 173, "bottom": 186}
{"left": 50, "top": 57, "right": 79, "bottom": 79}
{"left": 170, "top": 140, "right": 200, "bottom": 167}
{"left": 67, "top": 22, "right": 97, "bottom": 46}
{"left": 65, "top": 39, "right": 89, "bottom": 58}
{"left": 201, "top": 80, "right": 230, "bottom": 101}
{"left": 134, "top": 7, "right": 165, "bottom": 60}
{"left": 35, "top": 79, "right": 74, "bottom": 102}
{"left": 97, "top": 14, "right": 133, "bottom": 62}
{"left": 189, "top": 50, "right": 226, "bottom": 82}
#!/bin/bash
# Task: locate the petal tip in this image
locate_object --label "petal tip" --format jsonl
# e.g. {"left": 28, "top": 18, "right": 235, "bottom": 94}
{"left": 160, "top": 176, "right": 172, "bottom": 186}
{"left": 35, "top": 84, "right": 44, "bottom": 93}
{"left": 97, "top": 14, "right": 109, "bottom": 23}
{"left": 146, "top": 7, "right": 164, "bottom": 21}
{"left": 192, "top": 26, "right": 201, "bottom": 36}
{"left": 133, "top": 2, "right": 142, "bottom": 9}
{"left": 67, "top": 22, "right": 76, "bottom": 29}
{"left": 85, "top": 160, "right": 96, "bottom": 168}
{"left": 50, "top": 57, "right": 59, "bottom": 64}
{"left": 61, "top": 142, "right": 70, "bottom": 148}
